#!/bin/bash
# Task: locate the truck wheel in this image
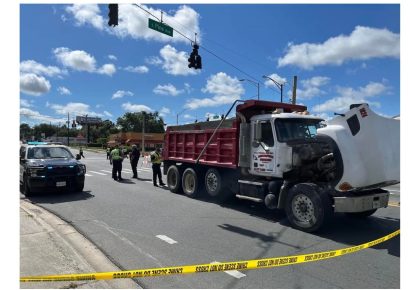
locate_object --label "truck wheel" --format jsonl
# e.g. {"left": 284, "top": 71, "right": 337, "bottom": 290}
{"left": 285, "top": 183, "right": 332, "bottom": 232}
{"left": 345, "top": 209, "right": 377, "bottom": 218}
{"left": 182, "top": 168, "right": 201, "bottom": 198}
{"left": 204, "top": 168, "right": 231, "bottom": 202}
{"left": 167, "top": 165, "right": 182, "bottom": 193}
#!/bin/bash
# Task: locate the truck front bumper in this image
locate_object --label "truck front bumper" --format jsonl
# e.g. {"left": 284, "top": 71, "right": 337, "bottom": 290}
{"left": 333, "top": 192, "right": 389, "bottom": 213}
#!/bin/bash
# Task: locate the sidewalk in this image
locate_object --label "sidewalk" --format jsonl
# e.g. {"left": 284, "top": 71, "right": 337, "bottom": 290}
{"left": 20, "top": 200, "right": 139, "bottom": 289}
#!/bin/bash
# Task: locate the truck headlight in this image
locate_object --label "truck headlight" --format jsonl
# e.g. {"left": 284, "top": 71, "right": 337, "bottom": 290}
{"left": 28, "top": 167, "right": 45, "bottom": 177}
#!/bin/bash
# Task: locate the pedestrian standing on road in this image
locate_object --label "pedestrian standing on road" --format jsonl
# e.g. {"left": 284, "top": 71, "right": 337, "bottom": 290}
{"left": 106, "top": 147, "right": 111, "bottom": 160}
{"left": 111, "top": 145, "right": 123, "bottom": 181}
{"left": 79, "top": 146, "right": 85, "bottom": 158}
{"left": 151, "top": 147, "right": 165, "bottom": 187}
{"left": 130, "top": 144, "right": 140, "bottom": 179}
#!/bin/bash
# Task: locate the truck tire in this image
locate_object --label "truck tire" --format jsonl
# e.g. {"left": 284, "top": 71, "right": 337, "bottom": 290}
{"left": 204, "top": 168, "right": 231, "bottom": 202}
{"left": 345, "top": 209, "right": 377, "bottom": 218}
{"left": 285, "top": 183, "right": 332, "bottom": 232}
{"left": 167, "top": 165, "right": 182, "bottom": 193}
{"left": 182, "top": 168, "right": 201, "bottom": 198}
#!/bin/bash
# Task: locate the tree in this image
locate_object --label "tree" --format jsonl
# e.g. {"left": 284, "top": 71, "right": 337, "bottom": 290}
{"left": 116, "top": 111, "right": 165, "bottom": 133}
{"left": 20, "top": 123, "right": 32, "bottom": 141}
{"left": 33, "top": 123, "right": 57, "bottom": 139}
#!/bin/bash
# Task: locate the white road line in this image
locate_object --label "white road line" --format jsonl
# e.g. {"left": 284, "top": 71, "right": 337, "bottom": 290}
{"left": 85, "top": 174, "right": 92, "bottom": 177}
{"left": 156, "top": 235, "right": 178, "bottom": 244}
{"left": 211, "top": 261, "right": 246, "bottom": 279}
{"left": 144, "top": 181, "right": 152, "bottom": 184}
{"left": 88, "top": 171, "right": 107, "bottom": 175}
{"left": 100, "top": 170, "right": 112, "bottom": 173}
{"left": 122, "top": 169, "right": 133, "bottom": 173}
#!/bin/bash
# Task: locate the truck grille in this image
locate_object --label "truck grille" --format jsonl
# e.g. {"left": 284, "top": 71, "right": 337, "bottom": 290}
{"left": 46, "top": 166, "right": 76, "bottom": 176}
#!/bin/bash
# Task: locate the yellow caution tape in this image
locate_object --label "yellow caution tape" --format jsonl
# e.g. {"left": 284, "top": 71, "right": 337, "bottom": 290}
{"left": 20, "top": 229, "right": 400, "bottom": 282}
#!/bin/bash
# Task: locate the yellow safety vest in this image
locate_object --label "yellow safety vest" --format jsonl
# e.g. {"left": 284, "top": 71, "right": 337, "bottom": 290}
{"left": 151, "top": 151, "right": 162, "bottom": 164}
{"left": 111, "top": 149, "right": 122, "bottom": 160}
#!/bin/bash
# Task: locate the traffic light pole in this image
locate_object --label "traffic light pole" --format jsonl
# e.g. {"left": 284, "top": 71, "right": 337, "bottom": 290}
{"left": 67, "top": 113, "right": 70, "bottom": 146}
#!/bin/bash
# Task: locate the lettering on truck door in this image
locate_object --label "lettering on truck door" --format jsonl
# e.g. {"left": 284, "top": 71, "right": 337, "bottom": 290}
{"left": 250, "top": 119, "right": 276, "bottom": 175}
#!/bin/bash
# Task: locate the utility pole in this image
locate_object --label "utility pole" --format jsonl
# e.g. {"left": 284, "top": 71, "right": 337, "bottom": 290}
{"left": 292, "top": 75, "right": 298, "bottom": 105}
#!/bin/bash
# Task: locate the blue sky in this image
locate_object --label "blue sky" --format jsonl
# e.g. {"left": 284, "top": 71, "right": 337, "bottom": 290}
{"left": 20, "top": 3, "right": 400, "bottom": 127}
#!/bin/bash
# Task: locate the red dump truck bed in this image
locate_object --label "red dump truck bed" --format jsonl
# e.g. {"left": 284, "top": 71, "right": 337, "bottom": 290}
{"left": 163, "top": 100, "right": 307, "bottom": 169}
{"left": 164, "top": 119, "right": 239, "bottom": 168}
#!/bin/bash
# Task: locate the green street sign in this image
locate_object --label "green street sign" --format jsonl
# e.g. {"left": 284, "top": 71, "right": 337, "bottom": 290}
{"left": 148, "top": 18, "right": 173, "bottom": 37}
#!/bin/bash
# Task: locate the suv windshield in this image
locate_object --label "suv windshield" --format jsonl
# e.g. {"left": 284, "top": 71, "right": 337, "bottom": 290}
{"left": 275, "top": 118, "right": 322, "bottom": 142}
{"left": 27, "top": 147, "right": 74, "bottom": 159}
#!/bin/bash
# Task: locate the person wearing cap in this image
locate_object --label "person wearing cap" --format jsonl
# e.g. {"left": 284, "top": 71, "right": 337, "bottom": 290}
{"left": 129, "top": 144, "right": 140, "bottom": 179}
{"left": 150, "top": 147, "right": 165, "bottom": 187}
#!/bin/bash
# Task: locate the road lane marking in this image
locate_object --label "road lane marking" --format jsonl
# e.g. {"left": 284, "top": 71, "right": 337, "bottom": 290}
{"left": 85, "top": 174, "right": 92, "bottom": 177}
{"left": 88, "top": 171, "right": 107, "bottom": 175}
{"left": 211, "top": 261, "right": 246, "bottom": 279}
{"left": 156, "top": 235, "right": 178, "bottom": 244}
{"left": 100, "top": 170, "right": 112, "bottom": 173}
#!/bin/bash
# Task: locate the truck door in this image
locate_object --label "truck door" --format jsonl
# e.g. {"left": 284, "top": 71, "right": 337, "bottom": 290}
{"left": 250, "top": 119, "right": 276, "bottom": 176}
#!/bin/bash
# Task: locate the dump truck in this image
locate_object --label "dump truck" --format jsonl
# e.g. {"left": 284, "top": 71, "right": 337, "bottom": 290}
{"left": 163, "top": 100, "right": 400, "bottom": 232}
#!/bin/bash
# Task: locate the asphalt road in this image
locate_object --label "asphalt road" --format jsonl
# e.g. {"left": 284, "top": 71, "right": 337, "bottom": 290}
{"left": 22, "top": 149, "right": 400, "bottom": 288}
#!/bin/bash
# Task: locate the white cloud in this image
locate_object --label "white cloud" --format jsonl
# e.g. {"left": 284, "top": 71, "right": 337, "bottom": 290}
{"left": 278, "top": 26, "right": 400, "bottom": 69}
{"left": 66, "top": 4, "right": 104, "bottom": 30}
{"left": 54, "top": 47, "right": 96, "bottom": 72}
{"left": 112, "top": 90, "right": 134, "bottom": 99}
{"left": 159, "top": 107, "right": 171, "bottom": 117}
{"left": 145, "top": 56, "right": 163, "bottom": 66}
{"left": 20, "top": 60, "right": 67, "bottom": 78}
{"left": 98, "top": 63, "right": 116, "bottom": 76}
{"left": 49, "top": 102, "right": 103, "bottom": 117}
{"left": 184, "top": 83, "right": 193, "bottom": 93}
{"left": 122, "top": 102, "right": 152, "bottom": 112}
{"left": 183, "top": 114, "right": 194, "bottom": 119}
{"left": 124, "top": 65, "right": 149, "bottom": 73}
{"left": 20, "top": 73, "right": 51, "bottom": 96}
{"left": 185, "top": 72, "right": 244, "bottom": 109}
{"left": 103, "top": 110, "right": 113, "bottom": 117}
{"left": 312, "top": 81, "right": 388, "bottom": 113}
{"left": 108, "top": 54, "right": 117, "bottom": 61}
{"left": 20, "top": 108, "right": 65, "bottom": 124}
{"left": 153, "top": 84, "right": 183, "bottom": 96}
{"left": 57, "top": 86, "right": 71, "bottom": 95}
{"left": 290, "top": 76, "right": 330, "bottom": 100}
{"left": 107, "top": 4, "right": 200, "bottom": 44}
{"left": 160, "top": 45, "right": 199, "bottom": 76}
{"left": 20, "top": 99, "right": 33, "bottom": 108}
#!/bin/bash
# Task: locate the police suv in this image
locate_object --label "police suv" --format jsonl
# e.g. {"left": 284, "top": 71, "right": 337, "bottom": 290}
{"left": 20, "top": 142, "right": 86, "bottom": 196}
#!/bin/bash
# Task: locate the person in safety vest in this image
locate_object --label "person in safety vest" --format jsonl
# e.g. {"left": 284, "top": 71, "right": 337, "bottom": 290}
{"left": 110, "top": 144, "right": 123, "bottom": 181}
{"left": 150, "top": 147, "right": 165, "bottom": 187}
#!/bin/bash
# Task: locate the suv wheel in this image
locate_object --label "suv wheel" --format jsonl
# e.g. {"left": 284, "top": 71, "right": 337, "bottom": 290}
{"left": 23, "top": 176, "right": 32, "bottom": 197}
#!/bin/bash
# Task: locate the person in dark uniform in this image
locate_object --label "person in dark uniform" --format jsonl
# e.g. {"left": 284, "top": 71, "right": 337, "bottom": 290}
{"left": 79, "top": 146, "right": 85, "bottom": 158}
{"left": 110, "top": 145, "right": 123, "bottom": 181}
{"left": 130, "top": 144, "right": 140, "bottom": 179}
{"left": 151, "top": 148, "right": 165, "bottom": 187}
{"left": 106, "top": 147, "right": 111, "bottom": 160}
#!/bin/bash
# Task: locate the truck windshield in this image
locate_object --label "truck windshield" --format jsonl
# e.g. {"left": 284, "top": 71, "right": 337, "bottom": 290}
{"left": 27, "top": 147, "right": 74, "bottom": 159}
{"left": 275, "top": 118, "right": 321, "bottom": 142}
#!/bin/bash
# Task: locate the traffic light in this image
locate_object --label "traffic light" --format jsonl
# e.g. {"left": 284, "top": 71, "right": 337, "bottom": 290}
{"left": 187, "top": 44, "right": 202, "bottom": 70}
{"left": 108, "top": 4, "right": 118, "bottom": 27}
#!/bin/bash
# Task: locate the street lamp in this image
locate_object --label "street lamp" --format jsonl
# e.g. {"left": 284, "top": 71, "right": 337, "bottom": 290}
{"left": 239, "top": 79, "right": 260, "bottom": 100}
{"left": 263, "top": 75, "right": 284, "bottom": 103}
